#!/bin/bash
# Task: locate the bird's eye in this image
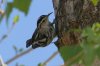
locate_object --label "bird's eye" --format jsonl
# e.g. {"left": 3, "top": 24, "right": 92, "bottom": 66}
{"left": 42, "top": 20, "right": 45, "bottom": 22}
{"left": 43, "top": 20, "right": 45, "bottom": 22}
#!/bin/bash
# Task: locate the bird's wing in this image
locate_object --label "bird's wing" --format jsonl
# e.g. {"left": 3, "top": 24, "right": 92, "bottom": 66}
{"left": 26, "top": 28, "right": 39, "bottom": 47}
{"left": 31, "top": 28, "right": 39, "bottom": 41}
{"left": 31, "top": 28, "right": 47, "bottom": 42}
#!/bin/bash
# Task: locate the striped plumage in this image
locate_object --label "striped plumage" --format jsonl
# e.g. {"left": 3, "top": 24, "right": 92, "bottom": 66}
{"left": 26, "top": 12, "right": 55, "bottom": 49}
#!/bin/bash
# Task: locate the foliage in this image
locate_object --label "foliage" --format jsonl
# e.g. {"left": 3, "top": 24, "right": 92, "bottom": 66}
{"left": 13, "top": 15, "right": 19, "bottom": 24}
{"left": 91, "top": 0, "right": 99, "bottom": 6}
{"left": 60, "top": 23, "right": 100, "bottom": 66}
{"left": 0, "top": 0, "right": 32, "bottom": 25}
{"left": 0, "top": 0, "right": 32, "bottom": 65}
{"left": 60, "top": 45, "right": 83, "bottom": 66}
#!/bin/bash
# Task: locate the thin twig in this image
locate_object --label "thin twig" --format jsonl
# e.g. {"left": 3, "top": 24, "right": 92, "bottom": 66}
{"left": 5, "top": 48, "right": 33, "bottom": 64}
{"left": 42, "top": 51, "right": 59, "bottom": 66}
{"left": 0, "top": 23, "right": 15, "bottom": 44}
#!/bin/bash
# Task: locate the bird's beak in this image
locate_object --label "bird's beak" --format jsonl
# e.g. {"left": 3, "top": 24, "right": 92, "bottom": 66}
{"left": 47, "top": 12, "right": 53, "bottom": 17}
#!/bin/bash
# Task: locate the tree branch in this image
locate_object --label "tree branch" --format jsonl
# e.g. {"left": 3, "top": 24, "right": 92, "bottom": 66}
{"left": 5, "top": 48, "right": 33, "bottom": 64}
{"left": 0, "top": 23, "right": 16, "bottom": 44}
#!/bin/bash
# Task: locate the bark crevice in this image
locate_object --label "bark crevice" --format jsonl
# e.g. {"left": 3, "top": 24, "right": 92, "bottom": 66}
{"left": 54, "top": 0, "right": 100, "bottom": 48}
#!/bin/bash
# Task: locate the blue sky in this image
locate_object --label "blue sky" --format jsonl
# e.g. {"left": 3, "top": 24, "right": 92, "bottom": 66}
{"left": 0, "top": 0, "right": 64, "bottom": 66}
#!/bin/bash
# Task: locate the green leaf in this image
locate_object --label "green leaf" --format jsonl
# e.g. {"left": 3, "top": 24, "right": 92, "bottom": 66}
{"left": 59, "top": 45, "right": 82, "bottom": 65}
{"left": 80, "top": 26, "right": 100, "bottom": 66}
{"left": 6, "top": 3, "right": 13, "bottom": 19}
{"left": 95, "top": 46, "right": 100, "bottom": 59}
{"left": 81, "top": 27, "right": 99, "bottom": 45}
{"left": 13, "top": 15, "right": 19, "bottom": 23}
{"left": 91, "top": 0, "right": 99, "bottom": 6}
{"left": 82, "top": 27, "right": 94, "bottom": 37}
{"left": 13, "top": 0, "right": 32, "bottom": 15}
{"left": 81, "top": 43, "right": 95, "bottom": 66}
{"left": 92, "top": 23, "right": 100, "bottom": 35}
{"left": 3, "top": 0, "right": 31, "bottom": 25}
{"left": 6, "top": 3, "right": 13, "bottom": 25}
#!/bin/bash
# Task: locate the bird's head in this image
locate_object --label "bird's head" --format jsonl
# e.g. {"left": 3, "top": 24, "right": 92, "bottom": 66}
{"left": 37, "top": 12, "right": 53, "bottom": 27}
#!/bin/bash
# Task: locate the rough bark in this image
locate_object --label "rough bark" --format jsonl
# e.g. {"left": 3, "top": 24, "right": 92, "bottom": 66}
{"left": 52, "top": 0, "right": 59, "bottom": 15}
{"left": 55, "top": 0, "right": 84, "bottom": 48}
{"left": 54, "top": 0, "right": 100, "bottom": 48}
{"left": 52, "top": 0, "right": 100, "bottom": 66}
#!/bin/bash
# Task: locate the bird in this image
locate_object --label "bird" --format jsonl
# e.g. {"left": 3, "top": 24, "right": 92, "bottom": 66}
{"left": 26, "top": 12, "right": 55, "bottom": 49}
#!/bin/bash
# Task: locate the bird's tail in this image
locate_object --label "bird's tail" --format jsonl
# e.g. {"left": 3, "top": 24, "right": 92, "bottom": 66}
{"left": 26, "top": 39, "right": 32, "bottom": 48}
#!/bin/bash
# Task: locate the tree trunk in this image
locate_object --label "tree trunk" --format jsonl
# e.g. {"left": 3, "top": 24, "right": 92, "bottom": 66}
{"left": 52, "top": 0, "right": 100, "bottom": 66}
{"left": 54, "top": 0, "right": 99, "bottom": 48}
